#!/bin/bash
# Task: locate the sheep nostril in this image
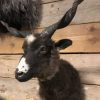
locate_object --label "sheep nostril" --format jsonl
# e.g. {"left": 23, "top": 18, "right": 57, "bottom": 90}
{"left": 17, "top": 72, "right": 24, "bottom": 76}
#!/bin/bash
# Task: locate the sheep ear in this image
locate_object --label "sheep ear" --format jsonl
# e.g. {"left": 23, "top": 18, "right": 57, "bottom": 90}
{"left": 55, "top": 39, "right": 72, "bottom": 50}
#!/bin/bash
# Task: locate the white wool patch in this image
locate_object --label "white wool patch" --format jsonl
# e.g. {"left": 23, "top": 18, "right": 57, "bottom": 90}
{"left": 17, "top": 57, "right": 29, "bottom": 73}
{"left": 26, "top": 34, "right": 36, "bottom": 44}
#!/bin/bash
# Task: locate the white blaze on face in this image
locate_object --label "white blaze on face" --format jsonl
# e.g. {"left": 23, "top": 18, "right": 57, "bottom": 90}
{"left": 26, "top": 34, "right": 36, "bottom": 45}
{"left": 17, "top": 57, "right": 30, "bottom": 73}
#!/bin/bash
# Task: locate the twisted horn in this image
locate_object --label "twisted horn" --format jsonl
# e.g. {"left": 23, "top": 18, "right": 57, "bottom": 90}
{"left": 0, "top": 21, "right": 31, "bottom": 37}
{"left": 41, "top": 0, "right": 84, "bottom": 38}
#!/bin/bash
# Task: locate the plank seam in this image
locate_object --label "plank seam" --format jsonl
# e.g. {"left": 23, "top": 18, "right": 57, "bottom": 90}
{"left": 42, "top": 0, "right": 63, "bottom": 4}
{"left": 0, "top": 52, "right": 100, "bottom": 55}
{"left": 0, "top": 76, "right": 100, "bottom": 86}
{"left": 34, "top": 22, "right": 100, "bottom": 29}
{"left": 60, "top": 52, "right": 100, "bottom": 54}
{"left": 83, "top": 83, "right": 100, "bottom": 86}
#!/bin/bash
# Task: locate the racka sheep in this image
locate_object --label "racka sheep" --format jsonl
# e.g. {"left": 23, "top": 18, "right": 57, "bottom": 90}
{"left": 0, "top": 0, "right": 42, "bottom": 36}
{"left": 2, "top": 0, "right": 85, "bottom": 100}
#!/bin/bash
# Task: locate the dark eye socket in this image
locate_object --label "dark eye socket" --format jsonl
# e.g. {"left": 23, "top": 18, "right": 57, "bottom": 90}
{"left": 40, "top": 45, "right": 47, "bottom": 54}
{"left": 23, "top": 46, "right": 31, "bottom": 54}
{"left": 23, "top": 49, "right": 27, "bottom": 54}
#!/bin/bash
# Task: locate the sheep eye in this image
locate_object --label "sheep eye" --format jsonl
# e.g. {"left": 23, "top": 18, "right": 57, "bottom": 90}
{"left": 40, "top": 46, "right": 47, "bottom": 54}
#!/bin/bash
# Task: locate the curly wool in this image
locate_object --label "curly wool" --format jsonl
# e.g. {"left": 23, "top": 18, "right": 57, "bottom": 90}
{"left": 0, "top": 0, "right": 42, "bottom": 31}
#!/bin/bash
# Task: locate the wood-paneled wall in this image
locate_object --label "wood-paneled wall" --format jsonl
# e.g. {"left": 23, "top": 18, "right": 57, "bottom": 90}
{"left": 0, "top": 23, "right": 100, "bottom": 54}
{"left": 0, "top": 0, "right": 100, "bottom": 100}
{"left": 0, "top": 54, "right": 100, "bottom": 100}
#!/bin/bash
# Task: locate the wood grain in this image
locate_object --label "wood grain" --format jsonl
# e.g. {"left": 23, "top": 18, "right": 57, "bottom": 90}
{"left": 0, "top": 23, "right": 100, "bottom": 54}
{"left": 60, "top": 54, "right": 100, "bottom": 85}
{"left": 0, "top": 78, "right": 40, "bottom": 100}
{"left": 0, "top": 1, "right": 100, "bottom": 99}
{"left": 42, "top": 0, "right": 63, "bottom": 3}
{"left": 0, "top": 54, "right": 100, "bottom": 85}
{"left": 0, "top": 78, "right": 100, "bottom": 100}
{"left": 0, "top": 35, "right": 24, "bottom": 54}
{"left": 39, "top": 0, "right": 100, "bottom": 27}
{"left": 0, "top": 54, "right": 100, "bottom": 100}
{"left": 53, "top": 23, "right": 100, "bottom": 53}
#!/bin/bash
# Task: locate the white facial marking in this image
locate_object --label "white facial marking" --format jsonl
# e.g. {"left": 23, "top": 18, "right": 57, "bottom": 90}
{"left": 26, "top": 34, "right": 36, "bottom": 44}
{"left": 17, "top": 57, "right": 29, "bottom": 73}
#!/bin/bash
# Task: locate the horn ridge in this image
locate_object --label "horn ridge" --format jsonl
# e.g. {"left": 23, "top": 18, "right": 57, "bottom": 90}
{"left": 41, "top": 0, "right": 84, "bottom": 38}
{"left": 58, "top": 0, "right": 84, "bottom": 29}
{"left": 0, "top": 21, "right": 31, "bottom": 37}
{"left": 74, "top": 0, "right": 84, "bottom": 5}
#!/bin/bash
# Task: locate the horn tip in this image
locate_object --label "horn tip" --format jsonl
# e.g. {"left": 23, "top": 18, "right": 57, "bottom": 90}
{"left": 77, "top": 0, "right": 84, "bottom": 4}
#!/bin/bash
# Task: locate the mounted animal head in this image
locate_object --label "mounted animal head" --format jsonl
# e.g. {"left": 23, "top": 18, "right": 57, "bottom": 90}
{"left": 1, "top": 0, "right": 84, "bottom": 82}
{"left": 16, "top": 34, "right": 72, "bottom": 82}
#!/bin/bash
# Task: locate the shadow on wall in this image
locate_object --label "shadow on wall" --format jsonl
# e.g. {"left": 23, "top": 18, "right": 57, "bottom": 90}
{"left": 0, "top": 96, "right": 6, "bottom": 100}
{"left": 79, "top": 67, "right": 100, "bottom": 85}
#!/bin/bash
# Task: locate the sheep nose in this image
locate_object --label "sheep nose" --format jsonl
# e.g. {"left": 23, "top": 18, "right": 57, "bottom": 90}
{"left": 16, "top": 57, "right": 30, "bottom": 73}
{"left": 15, "top": 68, "right": 24, "bottom": 76}
{"left": 17, "top": 71, "right": 24, "bottom": 76}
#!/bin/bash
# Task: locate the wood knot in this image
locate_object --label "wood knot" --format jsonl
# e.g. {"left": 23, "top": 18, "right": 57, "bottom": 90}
{"left": 0, "top": 85, "right": 7, "bottom": 93}
{"left": 89, "top": 26, "right": 95, "bottom": 32}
